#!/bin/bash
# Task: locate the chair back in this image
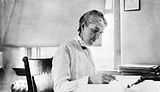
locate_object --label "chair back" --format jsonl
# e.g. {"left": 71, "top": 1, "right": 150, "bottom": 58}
{"left": 27, "top": 58, "right": 53, "bottom": 75}
{"left": 23, "top": 56, "right": 53, "bottom": 92}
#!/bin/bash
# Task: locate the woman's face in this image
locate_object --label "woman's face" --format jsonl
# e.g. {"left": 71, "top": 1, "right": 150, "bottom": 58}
{"left": 81, "top": 23, "right": 105, "bottom": 46}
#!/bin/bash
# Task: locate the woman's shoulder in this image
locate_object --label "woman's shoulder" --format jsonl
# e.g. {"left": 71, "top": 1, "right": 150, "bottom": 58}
{"left": 56, "top": 39, "right": 78, "bottom": 52}
{"left": 61, "top": 39, "right": 79, "bottom": 49}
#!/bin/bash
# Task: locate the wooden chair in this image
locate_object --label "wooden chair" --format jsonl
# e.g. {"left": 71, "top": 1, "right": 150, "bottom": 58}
{"left": 23, "top": 56, "right": 53, "bottom": 92}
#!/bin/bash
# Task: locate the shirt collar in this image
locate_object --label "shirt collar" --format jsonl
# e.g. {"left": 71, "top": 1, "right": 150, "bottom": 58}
{"left": 75, "top": 36, "right": 88, "bottom": 49}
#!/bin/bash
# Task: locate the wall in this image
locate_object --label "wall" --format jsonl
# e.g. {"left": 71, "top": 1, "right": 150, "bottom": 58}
{"left": 121, "top": 0, "right": 160, "bottom": 65}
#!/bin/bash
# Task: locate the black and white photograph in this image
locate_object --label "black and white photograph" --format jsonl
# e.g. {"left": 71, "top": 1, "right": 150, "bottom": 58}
{"left": 0, "top": 0, "right": 160, "bottom": 92}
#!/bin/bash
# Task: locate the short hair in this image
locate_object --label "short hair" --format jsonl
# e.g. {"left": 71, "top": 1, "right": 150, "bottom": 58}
{"left": 78, "top": 10, "right": 107, "bottom": 34}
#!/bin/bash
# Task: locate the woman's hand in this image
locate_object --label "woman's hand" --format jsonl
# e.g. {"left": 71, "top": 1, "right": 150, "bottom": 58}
{"left": 88, "top": 72, "right": 116, "bottom": 84}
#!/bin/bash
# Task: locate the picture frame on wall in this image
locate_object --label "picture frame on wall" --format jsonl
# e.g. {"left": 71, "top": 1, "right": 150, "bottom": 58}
{"left": 124, "top": 0, "right": 140, "bottom": 11}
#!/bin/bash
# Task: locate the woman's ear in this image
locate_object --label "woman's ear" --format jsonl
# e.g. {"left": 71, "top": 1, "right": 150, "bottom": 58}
{"left": 79, "top": 24, "right": 85, "bottom": 37}
{"left": 81, "top": 24, "right": 84, "bottom": 30}
{"left": 81, "top": 24, "right": 86, "bottom": 32}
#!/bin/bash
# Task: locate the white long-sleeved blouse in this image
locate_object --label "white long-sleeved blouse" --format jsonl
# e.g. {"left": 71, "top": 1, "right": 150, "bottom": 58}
{"left": 52, "top": 36, "right": 95, "bottom": 92}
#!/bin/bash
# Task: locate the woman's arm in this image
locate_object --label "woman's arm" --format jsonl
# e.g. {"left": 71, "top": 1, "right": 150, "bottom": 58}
{"left": 52, "top": 46, "right": 89, "bottom": 92}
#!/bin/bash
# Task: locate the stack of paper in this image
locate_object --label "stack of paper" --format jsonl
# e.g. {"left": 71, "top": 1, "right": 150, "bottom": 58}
{"left": 118, "top": 64, "right": 157, "bottom": 75}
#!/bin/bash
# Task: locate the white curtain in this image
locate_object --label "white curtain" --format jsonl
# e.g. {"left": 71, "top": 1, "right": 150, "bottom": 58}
{"left": 0, "top": 0, "right": 105, "bottom": 47}
{"left": 0, "top": 0, "right": 16, "bottom": 45}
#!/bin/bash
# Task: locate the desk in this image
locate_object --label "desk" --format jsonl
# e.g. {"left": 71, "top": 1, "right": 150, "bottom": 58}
{"left": 75, "top": 82, "right": 124, "bottom": 92}
{"left": 75, "top": 75, "right": 160, "bottom": 92}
